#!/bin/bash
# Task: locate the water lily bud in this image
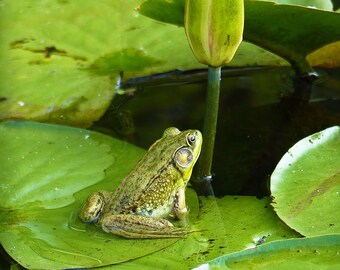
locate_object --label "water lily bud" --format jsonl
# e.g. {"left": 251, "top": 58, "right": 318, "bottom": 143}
{"left": 184, "top": 0, "right": 244, "bottom": 67}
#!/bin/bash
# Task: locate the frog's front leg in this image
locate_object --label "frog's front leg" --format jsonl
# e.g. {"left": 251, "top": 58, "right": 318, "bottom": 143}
{"left": 79, "top": 190, "right": 112, "bottom": 223}
{"left": 173, "top": 187, "right": 188, "bottom": 220}
{"left": 100, "top": 214, "right": 187, "bottom": 238}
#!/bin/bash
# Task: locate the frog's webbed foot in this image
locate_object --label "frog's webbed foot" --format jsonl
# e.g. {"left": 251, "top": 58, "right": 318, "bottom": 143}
{"left": 79, "top": 190, "right": 112, "bottom": 223}
{"left": 101, "top": 214, "right": 191, "bottom": 238}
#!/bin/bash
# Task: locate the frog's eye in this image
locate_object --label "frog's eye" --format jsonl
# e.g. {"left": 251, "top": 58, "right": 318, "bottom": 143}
{"left": 186, "top": 133, "right": 196, "bottom": 146}
{"left": 174, "top": 147, "right": 193, "bottom": 168}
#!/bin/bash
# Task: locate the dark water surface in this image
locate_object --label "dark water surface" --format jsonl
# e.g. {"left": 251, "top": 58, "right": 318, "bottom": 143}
{"left": 95, "top": 66, "right": 340, "bottom": 197}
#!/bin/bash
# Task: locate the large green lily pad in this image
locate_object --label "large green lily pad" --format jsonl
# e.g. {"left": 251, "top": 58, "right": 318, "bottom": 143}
{"left": 0, "top": 121, "right": 299, "bottom": 269}
{"left": 0, "top": 121, "right": 195, "bottom": 269}
{"left": 194, "top": 234, "right": 340, "bottom": 270}
{"left": 102, "top": 196, "right": 299, "bottom": 269}
{"left": 271, "top": 126, "right": 340, "bottom": 236}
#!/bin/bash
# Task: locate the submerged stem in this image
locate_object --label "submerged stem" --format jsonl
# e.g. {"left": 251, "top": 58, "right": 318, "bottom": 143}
{"left": 194, "top": 66, "right": 221, "bottom": 184}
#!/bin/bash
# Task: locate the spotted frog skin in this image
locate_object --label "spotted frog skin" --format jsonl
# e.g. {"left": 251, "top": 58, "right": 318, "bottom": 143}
{"left": 79, "top": 127, "right": 202, "bottom": 238}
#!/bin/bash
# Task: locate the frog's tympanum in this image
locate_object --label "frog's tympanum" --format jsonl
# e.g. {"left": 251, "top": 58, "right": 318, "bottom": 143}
{"left": 79, "top": 127, "right": 202, "bottom": 238}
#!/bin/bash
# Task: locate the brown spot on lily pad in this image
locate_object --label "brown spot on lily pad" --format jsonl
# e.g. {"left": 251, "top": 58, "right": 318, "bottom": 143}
{"left": 88, "top": 48, "right": 163, "bottom": 75}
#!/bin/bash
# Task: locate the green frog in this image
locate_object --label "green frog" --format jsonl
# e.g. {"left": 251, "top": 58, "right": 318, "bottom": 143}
{"left": 79, "top": 127, "right": 202, "bottom": 238}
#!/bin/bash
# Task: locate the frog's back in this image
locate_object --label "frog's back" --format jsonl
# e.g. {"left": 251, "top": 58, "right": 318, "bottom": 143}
{"left": 107, "top": 134, "right": 184, "bottom": 214}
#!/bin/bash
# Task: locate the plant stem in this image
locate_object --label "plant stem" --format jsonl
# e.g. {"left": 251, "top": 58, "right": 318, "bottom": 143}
{"left": 194, "top": 66, "right": 221, "bottom": 183}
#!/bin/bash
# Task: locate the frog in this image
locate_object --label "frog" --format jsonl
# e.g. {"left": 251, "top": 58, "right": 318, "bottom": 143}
{"left": 79, "top": 127, "right": 202, "bottom": 238}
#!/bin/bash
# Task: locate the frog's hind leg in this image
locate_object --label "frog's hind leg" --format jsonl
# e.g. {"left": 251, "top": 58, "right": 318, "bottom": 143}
{"left": 100, "top": 214, "right": 189, "bottom": 238}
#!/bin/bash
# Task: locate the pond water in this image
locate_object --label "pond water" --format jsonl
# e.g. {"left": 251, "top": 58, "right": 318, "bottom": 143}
{"left": 94, "top": 66, "right": 340, "bottom": 197}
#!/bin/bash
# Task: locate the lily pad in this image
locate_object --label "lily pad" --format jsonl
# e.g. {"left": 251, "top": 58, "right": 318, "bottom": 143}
{"left": 0, "top": 121, "right": 199, "bottom": 269}
{"left": 0, "top": 121, "right": 300, "bottom": 269}
{"left": 271, "top": 126, "right": 340, "bottom": 236}
{"left": 0, "top": 0, "right": 204, "bottom": 126}
{"left": 193, "top": 234, "right": 340, "bottom": 270}
{"left": 101, "top": 196, "right": 299, "bottom": 269}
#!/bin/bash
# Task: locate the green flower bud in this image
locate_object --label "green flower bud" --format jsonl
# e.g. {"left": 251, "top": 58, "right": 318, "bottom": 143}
{"left": 184, "top": 0, "right": 244, "bottom": 67}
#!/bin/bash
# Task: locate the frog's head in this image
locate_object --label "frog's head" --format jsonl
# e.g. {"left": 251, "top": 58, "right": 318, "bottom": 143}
{"left": 79, "top": 192, "right": 105, "bottom": 223}
{"left": 165, "top": 127, "right": 202, "bottom": 181}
